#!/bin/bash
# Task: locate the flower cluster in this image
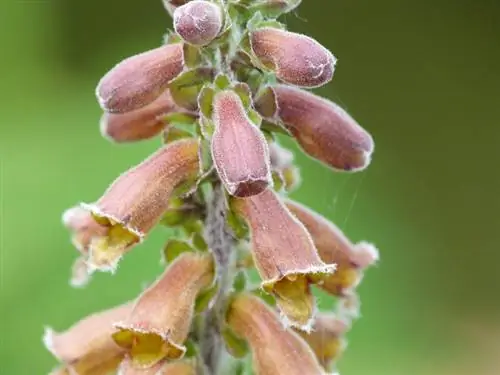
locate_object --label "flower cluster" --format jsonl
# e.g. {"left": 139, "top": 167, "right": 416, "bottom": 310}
{"left": 45, "top": 0, "right": 378, "bottom": 374}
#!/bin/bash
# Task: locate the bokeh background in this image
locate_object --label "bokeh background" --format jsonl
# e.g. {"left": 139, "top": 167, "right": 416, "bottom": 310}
{"left": 1, "top": 0, "right": 499, "bottom": 374}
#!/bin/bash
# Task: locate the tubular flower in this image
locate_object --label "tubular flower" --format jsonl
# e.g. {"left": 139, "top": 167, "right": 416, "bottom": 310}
{"left": 119, "top": 358, "right": 196, "bottom": 375}
{"left": 96, "top": 43, "right": 184, "bottom": 113}
{"left": 112, "top": 252, "right": 214, "bottom": 369}
{"left": 211, "top": 90, "right": 272, "bottom": 197}
{"left": 100, "top": 90, "right": 182, "bottom": 143}
{"left": 227, "top": 293, "right": 326, "bottom": 375}
{"left": 44, "top": 302, "right": 133, "bottom": 375}
{"left": 232, "top": 189, "right": 335, "bottom": 328}
{"left": 286, "top": 199, "right": 379, "bottom": 296}
{"left": 256, "top": 85, "right": 374, "bottom": 171}
{"left": 174, "top": 1, "right": 223, "bottom": 46}
{"left": 295, "top": 313, "right": 350, "bottom": 370}
{"left": 250, "top": 28, "right": 335, "bottom": 88}
{"left": 82, "top": 139, "right": 200, "bottom": 272}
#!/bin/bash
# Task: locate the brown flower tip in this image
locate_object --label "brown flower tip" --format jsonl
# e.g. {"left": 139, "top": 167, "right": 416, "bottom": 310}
{"left": 267, "top": 85, "right": 374, "bottom": 171}
{"left": 232, "top": 189, "right": 335, "bottom": 329}
{"left": 96, "top": 44, "right": 184, "bottom": 113}
{"left": 119, "top": 358, "right": 196, "bottom": 375}
{"left": 44, "top": 302, "right": 133, "bottom": 375}
{"left": 112, "top": 252, "right": 214, "bottom": 368}
{"left": 285, "top": 199, "right": 379, "bottom": 296}
{"left": 100, "top": 90, "right": 180, "bottom": 143}
{"left": 227, "top": 293, "right": 326, "bottom": 375}
{"left": 174, "top": 1, "right": 222, "bottom": 46}
{"left": 82, "top": 139, "right": 200, "bottom": 272}
{"left": 295, "top": 313, "right": 350, "bottom": 369}
{"left": 211, "top": 90, "right": 272, "bottom": 197}
{"left": 250, "top": 28, "right": 336, "bottom": 88}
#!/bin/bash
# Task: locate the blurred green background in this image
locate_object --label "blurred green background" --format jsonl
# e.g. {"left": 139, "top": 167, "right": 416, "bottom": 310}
{"left": 1, "top": 0, "right": 499, "bottom": 374}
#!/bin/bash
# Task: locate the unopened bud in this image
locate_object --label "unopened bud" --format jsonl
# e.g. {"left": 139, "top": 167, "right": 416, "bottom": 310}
{"left": 44, "top": 302, "right": 133, "bottom": 375}
{"left": 250, "top": 28, "right": 335, "bottom": 88}
{"left": 174, "top": 1, "right": 222, "bottom": 46}
{"left": 100, "top": 90, "right": 180, "bottom": 143}
{"left": 227, "top": 293, "right": 326, "bottom": 375}
{"left": 268, "top": 142, "right": 301, "bottom": 191}
{"left": 211, "top": 90, "right": 272, "bottom": 197}
{"left": 259, "top": 85, "right": 374, "bottom": 171}
{"left": 112, "top": 252, "right": 214, "bottom": 368}
{"left": 286, "top": 199, "right": 379, "bottom": 296}
{"left": 97, "top": 44, "right": 184, "bottom": 113}
{"left": 82, "top": 139, "right": 200, "bottom": 272}
{"left": 295, "top": 313, "right": 350, "bottom": 369}
{"left": 119, "top": 358, "right": 196, "bottom": 375}
{"left": 232, "top": 189, "right": 335, "bottom": 328}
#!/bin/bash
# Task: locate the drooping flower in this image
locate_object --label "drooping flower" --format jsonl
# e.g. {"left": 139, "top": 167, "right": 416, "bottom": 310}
{"left": 112, "top": 252, "right": 214, "bottom": 368}
{"left": 227, "top": 293, "right": 327, "bottom": 375}
{"left": 250, "top": 28, "right": 335, "bottom": 88}
{"left": 232, "top": 189, "right": 335, "bottom": 328}
{"left": 44, "top": 302, "right": 133, "bottom": 375}
{"left": 82, "top": 139, "right": 200, "bottom": 272}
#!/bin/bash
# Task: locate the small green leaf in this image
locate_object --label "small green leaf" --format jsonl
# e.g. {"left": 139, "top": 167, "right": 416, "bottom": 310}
{"left": 221, "top": 325, "right": 249, "bottom": 358}
{"left": 233, "top": 271, "right": 247, "bottom": 292}
{"left": 191, "top": 231, "right": 208, "bottom": 251}
{"left": 183, "top": 339, "right": 198, "bottom": 358}
{"left": 163, "top": 127, "right": 194, "bottom": 144}
{"left": 233, "top": 83, "right": 252, "bottom": 108}
{"left": 183, "top": 43, "right": 203, "bottom": 68}
{"left": 198, "top": 86, "right": 216, "bottom": 119}
{"left": 195, "top": 282, "right": 219, "bottom": 313}
{"left": 226, "top": 205, "right": 249, "bottom": 239}
{"left": 272, "top": 170, "right": 285, "bottom": 192}
{"left": 251, "top": 287, "right": 276, "bottom": 306}
{"left": 214, "top": 73, "right": 232, "bottom": 90}
{"left": 261, "top": 119, "right": 291, "bottom": 136}
{"left": 246, "top": 108, "right": 262, "bottom": 127}
{"left": 164, "top": 112, "right": 198, "bottom": 126}
{"left": 169, "top": 68, "right": 215, "bottom": 111}
{"left": 162, "top": 239, "right": 195, "bottom": 263}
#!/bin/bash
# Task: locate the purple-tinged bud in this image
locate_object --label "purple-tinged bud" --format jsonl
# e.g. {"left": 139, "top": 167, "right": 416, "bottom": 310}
{"left": 96, "top": 44, "right": 184, "bottom": 113}
{"left": 100, "top": 90, "right": 181, "bottom": 143}
{"left": 112, "top": 252, "right": 214, "bottom": 368}
{"left": 232, "top": 189, "right": 335, "bottom": 329}
{"left": 286, "top": 199, "right": 379, "bottom": 296}
{"left": 227, "top": 293, "right": 326, "bottom": 375}
{"left": 211, "top": 90, "right": 272, "bottom": 197}
{"left": 119, "top": 358, "right": 196, "bottom": 375}
{"left": 44, "top": 302, "right": 133, "bottom": 375}
{"left": 173, "top": 1, "right": 222, "bottom": 46}
{"left": 250, "top": 28, "right": 335, "bottom": 88}
{"left": 82, "top": 139, "right": 200, "bottom": 272}
{"left": 295, "top": 313, "right": 350, "bottom": 369}
{"left": 259, "top": 85, "right": 374, "bottom": 171}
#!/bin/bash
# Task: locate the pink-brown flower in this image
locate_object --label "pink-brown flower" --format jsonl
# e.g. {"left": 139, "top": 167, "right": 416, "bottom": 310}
{"left": 250, "top": 28, "right": 335, "bottom": 88}
{"left": 100, "top": 90, "right": 182, "bottom": 143}
{"left": 258, "top": 85, "right": 374, "bottom": 171}
{"left": 227, "top": 293, "right": 326, "bottom": 375}
{"left": 232, "top": 189, "right": 335, "bottom": 328}
{"left": 97, "top": 44, "right": 184, "bottom": 113}
{"left": 112, "top": 252, "right": 214, "bottom": 368}
{"left": 211, "top": 90, "right": 272, "bottom": 197}
{"left": 82, "top": 139, "right": 200, "bottom": 272}
{"left": 174, "top": 1, "right": 222, "bottom": 46}
{"left": 44, "top": 302, "right": 133, "bottom": 375}
{"left": 286, "top": 199, "right": 378, "bottom": 296}
{"left": 119, "top": 358, "right": 196, "bottom": 375}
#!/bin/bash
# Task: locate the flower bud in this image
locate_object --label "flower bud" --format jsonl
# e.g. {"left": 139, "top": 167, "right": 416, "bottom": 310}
{"left": 286, "top": 199, "right": 379, "bottom": 296}
{"left": 250, "top": 28, "right": 335, "bottom": 88}
{"left": 259, "top": 85, "right": 374, "bottom": 171}
{"left": 211, "top": 90, "right": 272, "bottom": 197}
{"left": 232, "top": 189, "right": 335, "bottom": 328}
{"left": 82, "top": 139, "right": 200, "bottom": 272}
{"left": 44, "top": 302, "right": 133, "bottom": 375}
{"left": 268, "top": 142, "right": 301, "bottom": 191}
{"left": 97, "top": 44, "right": 184, "bottom": 113}
{"left": 174, "top": 1, "right": 222, "bottom": 46}
{"left": 119, "top": 358, "right": 196, "bottom": 375}
{"left": 295, "top": 313, "right": 350, "bottom": 369}
{"left": 100, "top": 90, "right": 180, "bottom": 143}
{"left": 112, "top": 252, "right": 214, "bottom": 368}
{"left": 227, "top": 293, "right": 326, "bottom": 375}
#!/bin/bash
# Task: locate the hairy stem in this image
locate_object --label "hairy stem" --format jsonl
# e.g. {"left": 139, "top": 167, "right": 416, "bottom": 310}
{"left": 199, "top": 182, "right": 236, "bottom": 375}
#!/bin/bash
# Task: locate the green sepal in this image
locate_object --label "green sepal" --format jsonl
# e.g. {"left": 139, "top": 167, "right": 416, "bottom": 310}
{"left": 183, "top": 43, "right": 204, "bottom": 68}
{"left": 250, "top": 0, "right": 302, "bottom": 19}
{"left": 226, "top": 204, "right": 249, "bottom": 239}
{"left": 169, "top": 67, "right": 215, "bottom": 111}
{"left": 183, "top": 339, "right": 199, "bottom": 358}
{"left": 251, "top": 286, "right": 277, "bottom": 306}
{"left": 233, "top": 83, "right": 253, "bottom": 108}
{"left": 163, "top": 126, "right": 195, "bottom": 144}
{"left": 162, "top": 239, "right": 195, "bottom": 263}
{"left": 221, "top": 325, "right": 249, "bottom": 358}
{"left": 198, "top": 86, "right": 216, "bottom": 119}
{"left": 261, "top": 119, "right": 291, "bottom": 136}
{"left": 214, "top": 73, "right": 232, "bottom": 90}
{"left": 247, "top": 108, "right": 262, "bottom": 127}
{"left": 233, "top": 271, "right": 247, "bottom": 292}
{"left": 195, "top": 282, "right": 219, "bottom": 313}
{"left": 271, "top": 170, "right": 285, "bottom": 192}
